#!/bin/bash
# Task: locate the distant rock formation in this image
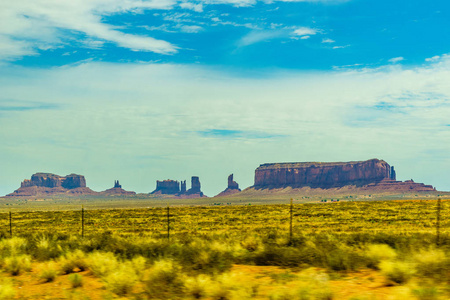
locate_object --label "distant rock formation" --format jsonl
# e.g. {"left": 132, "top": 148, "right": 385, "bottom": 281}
{"left": 185, "top": 176, "right": 203, "bottom": 196}
{"left": 101, "top": 180, "right": 136, "bottom": 196}
{"left": 20, "top": 173, "right": 86, "bottom": 189}
{"left": 215, "top": 174, "right": 241, "bottom": 197}
{"left": 390, "top": 166, "right": 396, "bottom": 180}
{"left": 252, "top": 159, "right": 435, "bottom": 192}
{"left": 151, "top": 176, "right": 205, "bottom": 197}
{"left": 180, "top": 180, "right": 186, "bottom": 193}
{"left": 151, "top": 180, "right": 180, "bottom": 195}
{"left": 7, "top": 173, "right": 96, "bottom": 197}
{"left": 363, "top": 178, "right": 435, "bottom": 192}
{"left": 114, "top": 180, "right": 122, "bottom": 189}
{"left": 228, "top": 174, "right": 239, "bottom": 190}
{"left": 254, "top": 159, "right": 392, "bottom": 189}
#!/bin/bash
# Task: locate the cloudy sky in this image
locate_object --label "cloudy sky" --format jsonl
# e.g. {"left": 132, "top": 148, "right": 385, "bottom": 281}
{"left": 1, "top": 0, "right": 449, "bottom": 196}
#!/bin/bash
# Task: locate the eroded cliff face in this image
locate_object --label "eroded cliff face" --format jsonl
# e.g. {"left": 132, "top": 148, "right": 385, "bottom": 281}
{"left": 20, "top": 173, "right": 86, "bottom": 189}
{"left": 254, "top": 159, "right": 392, "bottom": 189}
{"left": 215, "top": 174, "right": 241, "bottom": 197}
{"left": 8, "top": 173, "right": 94, "bottom": 196}
{"left": 151, "top": 180, "right": 180, "bottom": 195}
{"left": 151, "top": 177, "right": 205, "bottom": 197}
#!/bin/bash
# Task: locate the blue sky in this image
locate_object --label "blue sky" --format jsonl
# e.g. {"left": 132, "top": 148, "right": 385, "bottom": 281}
{"left": 1, "top": 0, "right": 450, "bottom": 196}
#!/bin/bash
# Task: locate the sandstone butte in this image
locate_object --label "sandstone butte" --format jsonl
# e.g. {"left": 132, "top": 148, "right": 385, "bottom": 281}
{"left": 3, "top": 159, "right": 439, "bottom": 198}
{"left": 251, "top": 158, "right": 436, "bottom": 192}
{"left": 101, "top": 180, "right": 136, "bottom": 196}
{"left": 151, "top": 176, "right": 206, "bottom": 198}
{"left": 6, "top": 174, "right": 136, "bottom": 197}
{"left": 7, "top": 173, "right": 96, "bottom": 197}
{"left": 215, "top": 174, "right": 241, "bottom": 197}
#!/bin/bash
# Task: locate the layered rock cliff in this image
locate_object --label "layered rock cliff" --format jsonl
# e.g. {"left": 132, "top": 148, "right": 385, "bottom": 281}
{"left": 21, "top": 173, "right": 87, "bottom": 189}
{"left": 8, "top": 173, "right": 95, "bottom": 196}
{"left": 151, "top": 180, "right": 180, "bottom": 195}
{"left": 254, "top": 159, "right": 394, "bottom": 189}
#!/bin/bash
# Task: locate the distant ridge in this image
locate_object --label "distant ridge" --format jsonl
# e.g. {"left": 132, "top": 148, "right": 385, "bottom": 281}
{"left": 252, "top": 158, "right": 435, "bottom": 192}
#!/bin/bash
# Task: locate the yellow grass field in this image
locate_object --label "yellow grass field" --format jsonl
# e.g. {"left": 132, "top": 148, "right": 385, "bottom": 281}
{"left": 0, "top": 199, "right": 447, "bottom": 299}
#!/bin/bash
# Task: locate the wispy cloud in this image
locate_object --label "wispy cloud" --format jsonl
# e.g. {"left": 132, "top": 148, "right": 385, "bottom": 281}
{"left": 180, "top": 25, "right": 203, "bottom": 33}
{"left": 425, "top": 55, "right": 443, "bottom": 62}
{"left": 388, "top": 57, "right": 404, "bottom": 64}
{"left": 322, "top": 38, "right": 335, "bottom": 43}
{"left": 293, "top": 27, "right": 317, "bottom": 36}
{"left": 333, "top": 45, "right": 350, "bottom": 49}
{"left": 0, "top": 0, "right": 178, "bottom": 61}
{"left": 197, "top": 129, "right": 286, "bottom": 139}
{"left": 238, "top": 30, "right": 286, "bottom": 47}
{"left": 0, "top": 100, "right": 60, "bottom": 112}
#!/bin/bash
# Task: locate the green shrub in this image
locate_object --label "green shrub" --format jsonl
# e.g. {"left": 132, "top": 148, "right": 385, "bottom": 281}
{"left": 379, "top": 260, "right": 415, "bottom": 284}
{"left": 39, "top": 262, "right": 59, "bottom": 282}
{"left": 365, "top": 244, "right": 397, "bottom": 269}
{"left": 240, "top": 236, "right": 262, "bottom": 252}
{"left": 127, "top": 255, "right": 147, "bottom": 280}
{"left": 179, "top": 239, "right": 233, "bottom": 274}
{"left": 183, "top": 274, "right": 212, "bottom": 299}
{"left": 143, "top": 259, "right": 184, "bottom": 298}
{"left": 3, "top": 254, "right": 31, "bottom": 276}
{"left": 103, "top": 265, "right": 138, "bottom": 296}
{"left": 0, "top": 279, "right": 15, "bottom": 300}
{"left": 68, "top": 273, "right": 83, "bottom": 288}
{"left": 413, "top": 285, "right": 440, "bottom": 300}
{"left": 59, "top": 250, "right": 87, "bottom": 274}
{"left": 0, "top": 237, "right": 28, "bottom": 257}
{"left": 325, "top": 245, "right": 364, "bottom": 272}
{"left": 209, "top": 272, "right": 257, "bottom": 300}
{"left": 86, "top": 252, "right": 118, "bottom": 277}
{"left": 269, "top": 268, "right": 333, "bottom": 300}
{"left": 33, "top": 236, "right": 62, "bottom": 261}
{"left": 413, "top": 248, "right": 448, "bottom": 281}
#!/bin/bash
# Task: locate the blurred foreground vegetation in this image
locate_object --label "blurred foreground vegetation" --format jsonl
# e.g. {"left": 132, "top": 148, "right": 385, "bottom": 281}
{"left": 0, "top": 199, "right": 448, "bottom": 299}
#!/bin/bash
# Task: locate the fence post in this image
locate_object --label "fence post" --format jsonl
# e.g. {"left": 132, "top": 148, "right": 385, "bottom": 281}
{"left": 9, "top": 210, "right": 12, "bottom": 238}
{"left": 81, "top": 205, "right": 85, "bottom": 238}
{"left": 436, "top": 198, "right": 441, "bottom": 247}
{"left": 167, "top": 205, "right": 170, "bottom": 240}
{"left": 289, "top": 198, "right": 293, "bottom": 245}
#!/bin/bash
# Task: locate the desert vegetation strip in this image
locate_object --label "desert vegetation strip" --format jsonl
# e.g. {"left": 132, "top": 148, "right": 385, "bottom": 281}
{"left": 0, "top": 200, "right": 447, "bottom": 299}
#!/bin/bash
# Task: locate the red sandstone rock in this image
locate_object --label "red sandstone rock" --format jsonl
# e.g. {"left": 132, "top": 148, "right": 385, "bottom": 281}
{"left": 7, "top": 173, "right": 95, "bottom": 196}
{"left": 215, "top": 174, "right": 241, "bottom": 197}
{"left": 151, "top": 180, "right": 180, "bottom": 195}
{"left": 185, "top": 176, "right": 203, "bottom": 196}
{"left": 21, "top": 173, "right": 86, "bottom": 189}
{"left": 254, "top": 159, "right": 393, "bottom": 189}
{"left": 151, "top": 177, "right": 206, "bottom": 197}
{"left": 252, "top": 158, "right": 436, "bottom": 193}
{"left": 101, "top": 180, "right": 136, "bottom": 195}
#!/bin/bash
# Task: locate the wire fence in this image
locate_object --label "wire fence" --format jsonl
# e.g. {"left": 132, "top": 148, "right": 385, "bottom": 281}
{"left": 1, "top": 199, "right": 448, "bottom": 244}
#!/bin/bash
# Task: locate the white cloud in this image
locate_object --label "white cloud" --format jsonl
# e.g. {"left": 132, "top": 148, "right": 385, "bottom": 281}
{"left": 333, "top": 45, "right": 349, "bottom": 49}
{"left": 2, "top": 56, "right": 450, "bottom": 195}
{"left": 389, "top": 57, "right": 404, "bottom": 64}
{"left": 179, "top": 2, "right": 204, "bottom": 12}
{"left": 322, "top": 38, "right": 335, "bottom": 43}
{"left": 0, "top": 0, "right": 352, "bottom": 61}
{"left": 238, "top": 30, "right": 286, "bottom": 47}
{"left": 202, "top": 0, "right": 257, "bottom": 7}
{"left": 180, "top": 25, "right": 203, "bottom": 33}
{"left": 300, "top": 35, "right": 310, "bottom": 40}
{"left": 425, "top": 55, "right": 441, "bottom": 62}
{"left": 0, "top": 0, "right": 178, "bottom": 61}
{"left": 293, "top": 27, "right": 317, "bottom": 36}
